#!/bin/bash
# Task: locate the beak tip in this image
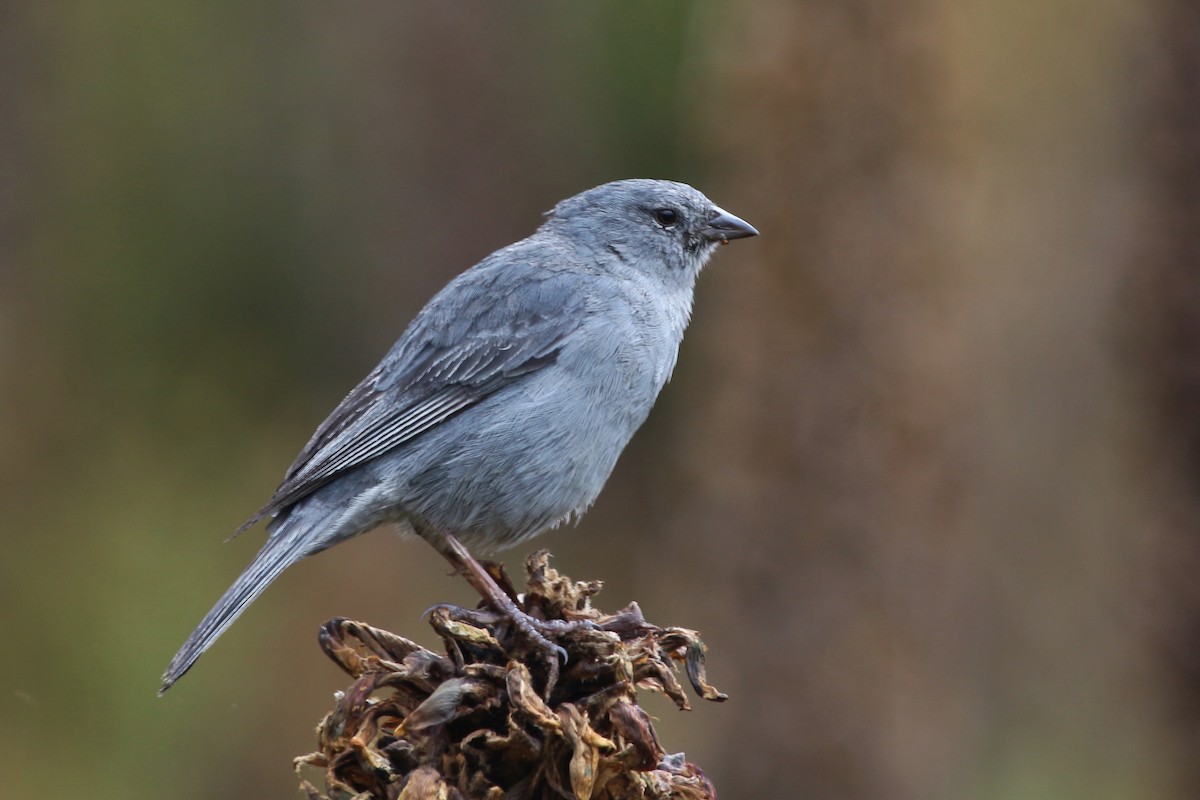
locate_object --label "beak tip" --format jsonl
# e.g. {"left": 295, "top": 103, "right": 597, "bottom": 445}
{"left": 704, "top": 206, "right": 759, "bottom": 243}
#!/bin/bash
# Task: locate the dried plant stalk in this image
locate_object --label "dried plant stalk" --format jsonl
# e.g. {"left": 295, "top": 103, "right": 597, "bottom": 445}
{"left": 296, "top": 550, "right": 725, "bottom": 800}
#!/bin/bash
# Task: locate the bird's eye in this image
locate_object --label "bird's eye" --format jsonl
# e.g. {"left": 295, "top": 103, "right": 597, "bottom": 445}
{"left": 654, "top": 208, "right": 678, "bottom": 227}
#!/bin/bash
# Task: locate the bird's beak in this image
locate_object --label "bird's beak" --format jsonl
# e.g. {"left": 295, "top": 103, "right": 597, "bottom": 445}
{"left": 701, "top": 206, "right": 759, "bottom": 244}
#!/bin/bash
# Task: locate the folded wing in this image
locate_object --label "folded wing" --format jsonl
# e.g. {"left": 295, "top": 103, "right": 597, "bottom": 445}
{"left": 238, "top": 264, "right": 587, "bottom": 532}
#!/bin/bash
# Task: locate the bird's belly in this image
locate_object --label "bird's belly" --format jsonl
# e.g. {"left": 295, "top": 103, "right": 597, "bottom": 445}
{"left": 387, "top": 363, "right": 658, "bottom": 549}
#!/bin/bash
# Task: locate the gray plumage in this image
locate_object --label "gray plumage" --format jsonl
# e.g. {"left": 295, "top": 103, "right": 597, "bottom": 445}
{"left": 161, "top": 179, "right": 757, "bottom": 692}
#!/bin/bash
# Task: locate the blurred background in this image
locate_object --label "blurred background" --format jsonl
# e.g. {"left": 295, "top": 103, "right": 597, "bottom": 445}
{"left": 3, "top": 1, "right": 1200, "bottom": 798}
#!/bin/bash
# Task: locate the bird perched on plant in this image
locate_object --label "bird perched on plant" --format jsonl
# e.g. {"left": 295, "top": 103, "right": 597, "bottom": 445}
{"left": 160, "top": 179, "right": 757, "bottom": 693}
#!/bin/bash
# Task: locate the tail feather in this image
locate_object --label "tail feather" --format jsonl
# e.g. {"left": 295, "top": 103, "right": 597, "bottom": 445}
{"left": 159, "top": 530, "right": 311, "bottom": 694}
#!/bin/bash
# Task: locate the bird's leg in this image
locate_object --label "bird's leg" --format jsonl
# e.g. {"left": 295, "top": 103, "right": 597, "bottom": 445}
{"left": 425, "top": 530, "right": 566, "bottom": 691}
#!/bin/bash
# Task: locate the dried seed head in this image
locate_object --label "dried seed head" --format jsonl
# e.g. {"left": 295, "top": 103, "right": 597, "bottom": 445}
{"left": 296, "top": 551, "right": 724, "bottom": 799}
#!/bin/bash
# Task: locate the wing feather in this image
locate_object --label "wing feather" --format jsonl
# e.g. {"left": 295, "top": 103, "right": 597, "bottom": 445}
{"left": 236, "top": 257, "right": 587, "bottom": 532}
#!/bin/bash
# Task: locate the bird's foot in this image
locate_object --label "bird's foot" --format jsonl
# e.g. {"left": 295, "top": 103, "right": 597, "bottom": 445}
{"left": 429, "top": 533, "right": 612, "bottom": 695}
{"left": 426, "top": 598, "right": 606, "bottom": 695}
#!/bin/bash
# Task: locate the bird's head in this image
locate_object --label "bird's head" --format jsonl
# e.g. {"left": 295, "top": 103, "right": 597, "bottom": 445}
{"left": 542, "top": 179, "right": 758, "bottom": 281}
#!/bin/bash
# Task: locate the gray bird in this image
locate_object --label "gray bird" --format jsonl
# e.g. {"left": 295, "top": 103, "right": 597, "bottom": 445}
{"left": 160, "top": 179, "right": 757, "bottom": 693}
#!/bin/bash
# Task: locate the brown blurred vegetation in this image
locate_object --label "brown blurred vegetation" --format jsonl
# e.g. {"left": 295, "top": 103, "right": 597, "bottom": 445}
{"left": 3, "top": 1, "right": 1199, "bottom": 799}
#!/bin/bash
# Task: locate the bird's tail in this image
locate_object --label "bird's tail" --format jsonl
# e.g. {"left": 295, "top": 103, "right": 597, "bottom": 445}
{"left": 159, "top": 520, "right": 317, "bottom": 695}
